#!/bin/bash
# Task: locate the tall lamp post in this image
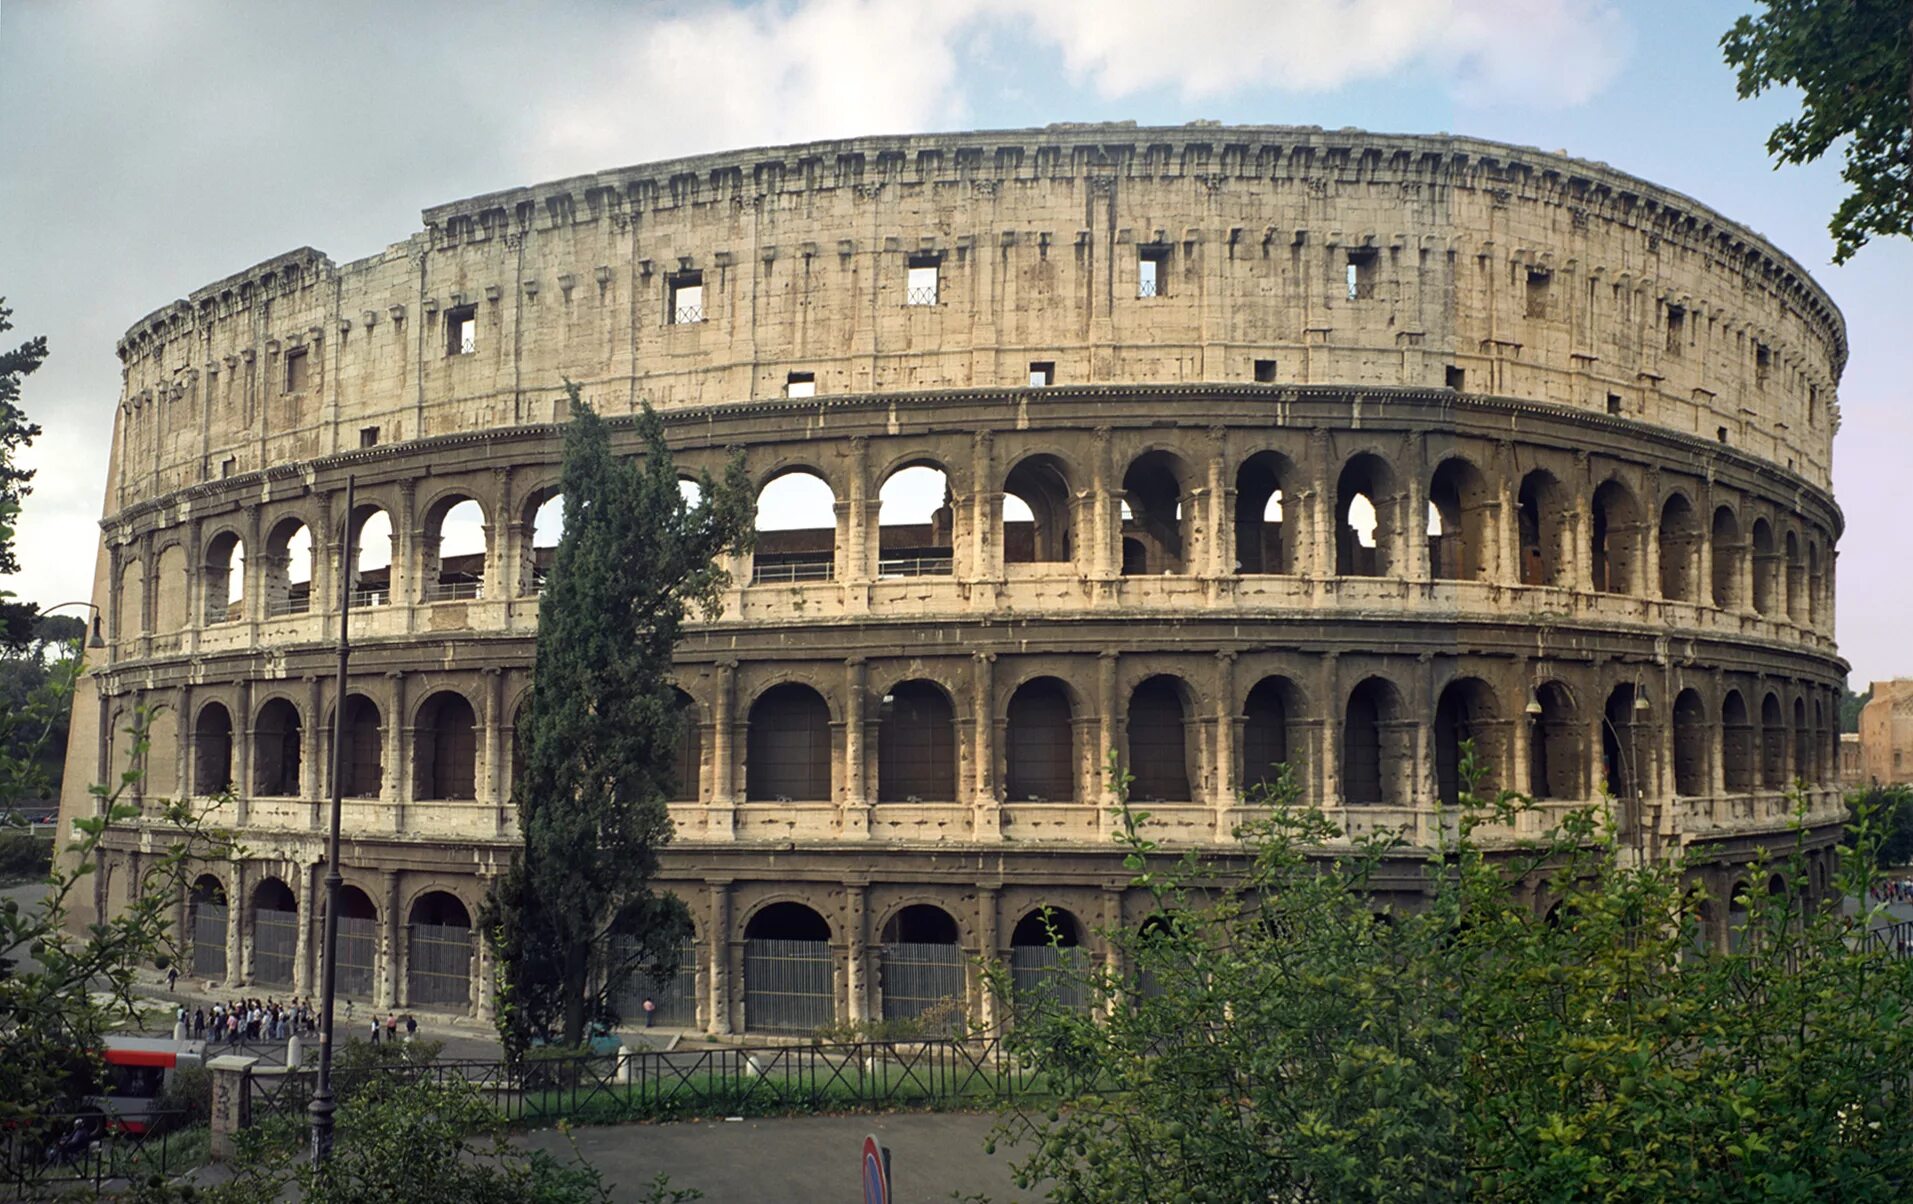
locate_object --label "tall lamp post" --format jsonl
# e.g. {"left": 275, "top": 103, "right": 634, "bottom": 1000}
{"left": 308, "top": 476, "right": 356, "bottom": 1167}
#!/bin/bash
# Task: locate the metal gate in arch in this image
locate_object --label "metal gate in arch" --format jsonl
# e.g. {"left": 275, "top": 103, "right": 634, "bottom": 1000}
{"left": 337, "top": 915, "right": 377, "bottom": 997}
{"left": 880, "top": 942, "right": 965, "bottom": 1029}
{"left": 407, "top": 921, "right": 473, "bottom": 1008}
{"left": 191, "top": 904, "right": 227, "bottom": 980}
{"left": 253, "top": 907, "right": 298, "bottom": 986}
{"left": 743, "top": 938, "right": 833, "bottom": 1034}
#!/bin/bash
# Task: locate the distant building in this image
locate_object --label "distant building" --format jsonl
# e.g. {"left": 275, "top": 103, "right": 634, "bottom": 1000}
{"left": 1860, "top": 681, "right": 1913, "bottom": 786}
{"left": 1840, "top": 732, "right": 1865, "bottom": 787}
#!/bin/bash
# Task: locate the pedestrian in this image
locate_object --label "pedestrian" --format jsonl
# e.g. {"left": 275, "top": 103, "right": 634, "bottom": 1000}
{"left": 404, "top": 1014, "right": 417, "bottom": 1042}
{"left": 384, "top": 1012, "right": 399, "bottom": 1042}
{"left": 166, "top": 966, "right": 178, "bottom": 992}
{"left": 193, "top": 1007, "right": 205, "bottom": 1039}
{"left": 642, "top": 997, "right": 656, "bottom": 1028}
{"left": 370, "top": 1017, "right": 380, "bottom": 1046}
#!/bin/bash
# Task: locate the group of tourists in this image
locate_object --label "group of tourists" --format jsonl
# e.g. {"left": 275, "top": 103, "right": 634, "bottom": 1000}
{"left": 1871, "top": 880, "right": 1913, "bottom": 905}
{"left": 184, "top": 997, "right": 318, "bottom": 1045}
{"left": 365, "top": 1010, "right": 420, "bottom": 1044}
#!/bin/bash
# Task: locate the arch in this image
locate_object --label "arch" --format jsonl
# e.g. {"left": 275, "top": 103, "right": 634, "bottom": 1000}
{"left": 1672, "top": 688, "right": 1708, "bottom": 796}
{"left": 753, "top": 470, "right": 836, "bottom": 583}
{"left": 741, "top": 900, "right": 835, "bottom": 1034}
{"left": 877, "top": 463, "right": 954, "bottom": 578}
{"left": 877, "top": 680, "right": 957, "bottom": 802}
{"left": 1591, "top": 479, "right": 1643, "bottom": 595}
{"left": 115, "top": 557, "right": 146, "bottom": 642}
{"left": 745, "top": 683, "right": 832, "bottom": 801}
{"left": 1807, "top": 540, "right": 1823, "bottom": 626}
{"left": 332, "top": 884, "right": 379, "bottom": 997}
{"left": 251, "top": 876, "right": 298, "bottom": 987}
{"left": 1723, "top": 690, "right": 1754, "bottom": 791}
{"left": 1760, "top": 691, "right": 1786, "bottom": 788}
{"left": 1434, "top": 677, "right": 1500, "bottom": 805}
{"left": 669, "top": 687, "right": 701, "bottom": 803}
{"left": 203, "top": 529, "right": 245, "bottom": 624}
{"left": 154, "top": 543, "right": 189, "bottom": 633}
{"left": 1002, "top": 453, "right": 1073, "bottom": 565}
{"left": 526, "top": 489, "right": 565, "bottom": 595}
{"left": 1528, "top": 681, "right": 1581, "bottom": 800}
{"left": 1005, "top": 677, "right": 1075, "bottom": 803}
{"left": 1791, "top": 695, "right": 1810, "bottom": 788}
{"left": 193, "top": 702, "right": 234, "bottom": 796}
{"left": 1710, "top": 506, "right": 1741, "bottom": 608}
{"left": 1335, "top": 453, "right": 1395, "bottom": 577}
{"left": 1011, "top": 907, "right": 1084, "bottom": 948}
{"left": 1784, "top": 530, "right": 1806, "bottom": 623}
{"left": 1241, "top": 676, "right": 1302, "bottom": 796}
{"left": 189, "top": 874, "right": 228, "bottom": 980}
{"left": 338, "top": 694, "right": 384, "bottom": 799}
{"left": 1343, "top": 677, "right": 1404, "bottom": 805}
{"left": 406, "top": 890, "right": 474, "bottom": 1010}
{"left": 349, "top": 505, "right": 394, "bottom": 607}
{"left": 1727, "top": 879, "right": 1752, "bottom": 953}
{"left": 1234, "top": 451, "right": 1294, "bottom": 574}
{"left": 414, "top": 691, "right": 478, "bottom": 801}
{"left": 1127, "top": 675, "right": 1193, "bottom": 802}
{"left": 1427, "top": 457, "right": 1492, "bottom": 581}
{"left": 879, "top": 902, "right": 964, "bottom": 1029}
{"left": 1516, "top": 469, "right": 1567, "bottom": 587}
{"left": 1751, "top": 518, "right": 1777, "bottom": 615}
{"left": 1657, "top": 493, "right": 1701, "bottom": 602}
{"left": 1601, "top": 684, "right": 1645, "bottom": 799}
{"left": 262, "top": 515, "right": 313, "bottom": 617}
{"left": 423, "top": 494, "right": 487, "bottom": 602}
{"left": 253, "top": 698, "right": 302, "bottom": 797}
{"left": 1120, "top": 450, "right": 1191, "bottom": 575}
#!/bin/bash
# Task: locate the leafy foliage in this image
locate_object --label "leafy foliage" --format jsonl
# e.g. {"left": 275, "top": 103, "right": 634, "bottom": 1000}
{"left": 984, "top": 753, "right": 1913, "bottom": 1202}
{"left": 1853, "top": 784, "right": 1913, "bottom": 867}
{"left": 483, "top": 385, "right": 753, "bottom": 1051}
{"left": 1844, "top": 686, "right": 1872, "bottom": 734}
{"left": 0, "top": 298, "right": 47, "bottom": 647}
{"left": 1722, "top": 1, "right": 1913, "bottom": 262}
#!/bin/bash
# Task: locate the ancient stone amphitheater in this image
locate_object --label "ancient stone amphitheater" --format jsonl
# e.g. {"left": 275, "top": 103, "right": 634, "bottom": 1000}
{"left": 62, "top": 123, "right": 1848, "bottom": 1034}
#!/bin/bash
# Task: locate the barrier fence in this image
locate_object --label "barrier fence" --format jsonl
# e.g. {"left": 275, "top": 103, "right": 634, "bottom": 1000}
{"left": 0, "top": 1111, "right": 189, "bottom": 1196}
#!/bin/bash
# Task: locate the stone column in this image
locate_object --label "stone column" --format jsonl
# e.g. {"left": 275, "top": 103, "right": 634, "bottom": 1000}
{"left": 974, "top": 884, "right": 999, "bottom": 1032}
{"left": 303, "top": 676, "right": 324, "bottom": 820}
{"left": 474, "top": 900, "right": 495, "bottom": 1023}
{"left": 844, "top": 882, "right": 868, "bottom": 1023}
{"left": 1212, "top": 651, "right": 1238, "bottom": 835}
{"left": 206, "top": 1055, "right": 257, "bottom": 1162}
{"left": 377, "top": 869, "right": 400, "bottom": 1009}
{"left": 844, "top": 437, "right": 869, "bottom": 584}
{"left": 711, "top": 661, "right": 737, "bottom": 836}
{"left": 386, "top": 671, "right": 408, "bottom": 833}
{"left": 1203, "top": 428, "right": 1228, "bottom": 578}
{"left": 842, "top": 657, "right": 869, "bottom": 834}
{"left": 707, "top": 882, "right": 733, "bottom": 1036}
{"left": 491, "top": 466, "right": 515, "bottom": 603}
{"left": 483, "top": 667, "right": 506, "bottom": 809}
{"left": 1096, "top": 651, "right": 1119, "bottom": 814}
{"left": 227, "top": 860, "right": 248, "bottom": 988}
{"left": 1319, "top": 653, "right": 1342, "bottom": 804}
{"left": 395, "top": 479, "right": 417, "bottom": 627}
{"left": 175, "top": 683, "right": 193, "bottom": 804}
{"left": 1100, "top": 885, "right": 1125, "bottom": 1011}
{"left": 293, "top": 860, "right": 316, "bottom": 998}
{"left": 1308, "top": 429, "right": 1333, "bottom": 580}
{"left": 1091, "top": 427, "right": 1114, "bottom": 580}
{"left": 1494, "top": 457, "right": 1518, "bottom": 586}
{"left": 971, "top": 652, "right": 999, "bottom": 836}
{"left": 1403, "top": 435, "right": 1430, "bottom": 583}
{"left": 972, "top": 430, "right": 999, "bottom": 581}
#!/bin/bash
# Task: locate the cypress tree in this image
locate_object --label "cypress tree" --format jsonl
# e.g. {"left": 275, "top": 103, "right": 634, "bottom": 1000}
{"left": 483, "top": 386, "right": 752, "bottom": 1050}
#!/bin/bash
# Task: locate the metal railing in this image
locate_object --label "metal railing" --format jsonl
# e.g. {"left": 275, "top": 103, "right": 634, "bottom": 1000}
{"left": 422, "top": 580, "right": 483, "bottom": 602}
{"left": 905, "top": 285, "right": 938, "bottom": 306}
{"left": 349, "top": 587, "right": 390, "bottom": 609}
{"left": 0, "top": 1110, "right": 190, "bottom": 1194}
{"left": 877, "top": 555, "right": 953, "bottom": 578}
{"left": 672, "top": 304, "right": 704, "bottom": 324}
{"left": 265, "top": 596, "right": 310, "bottom": 618}
{"left": 751, "top": 559, "right": 834, "bottom": 584}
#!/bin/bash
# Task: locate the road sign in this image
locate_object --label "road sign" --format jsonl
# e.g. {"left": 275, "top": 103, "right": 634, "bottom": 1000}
{"left": 861, "top": 1133, "right": 891, "bottom": 1204}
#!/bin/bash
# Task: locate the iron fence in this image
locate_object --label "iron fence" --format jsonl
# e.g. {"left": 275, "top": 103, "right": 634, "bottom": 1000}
{"left": 614, "top": 940, "right": 698, "bottom": 1028}
{"left": 192, "top": 904, "right": 227, "bottom": 980}
{"left": 673, "top": 304, "right": 704, "bottom": 325}
{"left": 253, "top": 907, "right": 298, "bottom": 986}
{"left": 408, "top": 922, "right": 473, "bottom": 1008}
{"left": 1011, "top": 945, "right": 1094, "bottom": 1013}
{"left": 0, "top": 1110, "right": 189, "bottom": 1196}
{"left": 880, "top": 942, "right": 965, "bottom": 1029}
{"left": 905, "top": 285, "right": 938, "bottom": 306}
{"left": 743, "top": 938, "right": 833, "bottom": 1034}
{"left": 337, "top": 914, "right": 377, "bottom": 997}
{"left": 877, "top": 555, "right": 954, "bottom": 578}
{"left": 349, "top": 587, "right": 390, "bottom": 609}
{"left": 751, "top": 558, "right": 834, "bottom": 584}
{"left": 423, "top": 580, "right": 483, "bottom": 602}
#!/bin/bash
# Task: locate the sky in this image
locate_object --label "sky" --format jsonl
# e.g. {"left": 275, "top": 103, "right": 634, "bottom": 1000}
{"left": 0, "top": 0, "right": 1906, "bottom": 688}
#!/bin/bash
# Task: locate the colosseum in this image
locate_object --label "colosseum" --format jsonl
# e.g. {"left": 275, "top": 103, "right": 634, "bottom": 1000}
{"left": 60, "top": 122, "right": 1849, "bottom": 1035}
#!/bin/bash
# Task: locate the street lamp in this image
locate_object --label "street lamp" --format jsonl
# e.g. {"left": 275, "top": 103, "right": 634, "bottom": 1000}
{"left": 35, "top": 600, "right": 107, "bottom": 649}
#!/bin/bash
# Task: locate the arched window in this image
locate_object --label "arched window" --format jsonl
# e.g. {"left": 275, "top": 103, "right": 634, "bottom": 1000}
{"left": 1760, "top": 692, "right": 1786, "bottom": 788}
{"left": 877, "top": 464, "right": 953, "bottom": 578}
{"left": 1009, "top": 908, "right": 1089, "bottom": 1012}
{"left": 877, "top": 681, "right": 956, "bottom": 802}
{"left": 1751, "top": 519, "right": 1777, "bottom": 615}
{"left": 1434, "top": 677, "right": 1500, "bottom": 805}
{"left": 754, "top": 471, "right": 836, "bottom": 583}
{"left": 1335, "top": 455, "right": 1394, "bottom": 577}
{"left": 193, "top": 702, "right": 233, "bottom": 795}
{"left": 1601, "top": 685, "right": 1645, "bottom": 799}
{"left": 526, "top": 491, "right": 564, "bottom": 595}
{"left": 742, "top": 902, "right": 833, "bottom": 1034}
{"left": 1342, "top": 678, "right": 1401, "bottom": 804}
{"left": 1234, "top": 452, "right": 1293, "bottom": 574}
{"left": 253, "top": 699, "right": 302, "bottom": 797}
{"left": 424, "top": 497, "right": 487, "bottom": 602}
{"left": 1528, "top": 681, "right": 1580, "bottom": 800}
{"left": 670, "top": 688, "right": 701, "bottom": 802}
{"left": 1427, "top": 458, "right": 1490, "bottom": 581}
{"left": 1710, "top": 506, "right": 1742, "bottom": 609}
{"left": 1127, "top": 676, "right": 1192, "bottom": 802}
{"left": 1723, "top": 690, "right": 1754, "bottom": 792}
{"left": 1673, "top": 688, "right": 1708, "bottom": 796}
{"left": 746, "top": 684, "right": 832, "bottom": 801}
{"left": 117, "top": 558, "right": 145, "bottom": 642}
{"left": 1658, "top": 494, "right": 1701, "bottom": 602}
{"left": 252, "top": 878, "right": 298, "bottom": 987}
{"left": 1002, "top": 455, "right": 1072, "bottom": 565}
{"left": 414, "top": 691, "right": 478, "bottom": 801}
{"left": 1517, "top": 470, "right": 1566, "bottom": 586}
{"left": 1120, "top": 452, "right": 1190, "bottom": 576}
{"left": 1591, "top": 480, "right": 1642, "bottom": 595}
{"left": 1791, "top": 696, "right": 1810, "bottom": 787}
{"left": 262, "top": 517, "right": 313, "bottom": 617}
{"left": 1005, "top": 678, "right": 1074, "bottom": 803}
{"left": 1785, "top": 531, "right": 1806, "bottom": 624}
{"left": 406, "top": 892, "right": 473, "bottom": 1009}
{"left": 350, "top": 506, "right": 394, "bottom": 608}
{"left": 203, "top": 531, "right": 245, "bottom": 624}
{"left": 339, "top": 695, "right": 383, "bottom": 799}
{"left": 880, "top": 904, "right": 964, "bottom": 1030}
{"left": 189, "top": 876, "right": 228, "bottom": 980}
{"left": 332, "top": 885, "right": 379, "bottom": 997}
{"left": 1807, "top": 541, "right": 1823, "bottom": 627}
{"left": 1241, "top": 677, "right": 1298, "bottom": 796}
{"left": 154, "top": 544, "right": 188, "bottom": 632}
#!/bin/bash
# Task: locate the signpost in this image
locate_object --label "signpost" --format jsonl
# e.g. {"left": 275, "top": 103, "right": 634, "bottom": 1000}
{"left": 861, "top": 1133, "right": 891, "bottom": 1204}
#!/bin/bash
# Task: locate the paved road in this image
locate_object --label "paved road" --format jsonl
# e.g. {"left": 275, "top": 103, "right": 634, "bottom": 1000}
{"left": 519, "top": 1110, "right": 1042, "bottom": 1204}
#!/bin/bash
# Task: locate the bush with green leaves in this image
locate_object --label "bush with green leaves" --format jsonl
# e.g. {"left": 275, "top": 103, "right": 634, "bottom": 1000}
{"left": 983, "top": 754, "right": 1913, "bottom": 1203}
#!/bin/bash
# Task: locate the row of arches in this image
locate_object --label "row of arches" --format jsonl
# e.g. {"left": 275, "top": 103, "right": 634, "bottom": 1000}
{"left": 172, "top": 670, "right": 1837, "bottom": 811}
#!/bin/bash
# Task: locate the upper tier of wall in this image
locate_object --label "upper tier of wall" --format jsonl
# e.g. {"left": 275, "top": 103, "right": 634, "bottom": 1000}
{"left": 108, "top": 123, "right": 1846, "bottom": 511}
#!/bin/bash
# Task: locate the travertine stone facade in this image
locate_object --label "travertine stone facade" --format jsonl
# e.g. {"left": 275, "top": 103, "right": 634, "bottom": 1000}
{"left": 1859, "top": 681, "right": 1913, "bottom": 786}
{"left": 65, "top": 123, "right": 1848, "bottom": 1033}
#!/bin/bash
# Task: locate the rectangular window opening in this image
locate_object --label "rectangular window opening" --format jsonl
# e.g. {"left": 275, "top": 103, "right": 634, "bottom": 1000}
{"left": 1137, "top": 245, "right": 1168, "bottom": 298}
{"left": 906, "top": 254, "right": 940, "bottom": 306}
{"left": 359, "top": 426, "right": 379, "bottom": 448}
{"left": 1717, "top": 426, "right": 1729, "bottom": 444}
{"left": 1525, "top": 269, "right": 1551, "bottom": 319}
{"left": 668, "top": 272, "right": 704, "bottom": 325}
{"left": 1808, "top": 384, "right": 1819, "bottom": 424}
{"left": 785, "top": 371, "right": 816, "bottom": 399}
{"left": 1253, "top": 358, "right": 1277, "bottom": 384}
{"left": 283, "top": 346, "right": 309, "bottom": 393}
{"left": 1606, "top": 393, "right": 1623, "bottom": 416}
{"left": 1755, "top": 342, "right": 1771, "bottom": 385}
{"left": 1028, "top": 361, "right": 1055, "bottom": 387}
{"left": 1445, "top": 365, "right": 1465, "bottom": 391}
{"left": 446, "top": 305, "right": 477, "bottom": 356}
{"left": 1346, "top": 249, "right": 1377, "bottom": 301}
{"left": 1665, "top": 304, "right": 1686, "bottom": 356}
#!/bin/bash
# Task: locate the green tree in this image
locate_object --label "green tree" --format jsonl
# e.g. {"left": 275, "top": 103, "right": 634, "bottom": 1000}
{"left": 1722, "top": 1, "right": 1913, "bottom": 263}
{"left": 1844, "top": 685, "right": 1872, "bottom": 733}
{"left": 984, "top": 759, "right": 1913, "bottom": 1201}
{"left": 0, "top": 614, "right": 88, "bottom": 810}
{"left": 483, "top": 386, "right": 752, "bottom": 1051}
{"left": 0, "top": 299, "right": 48, "bottom": 647}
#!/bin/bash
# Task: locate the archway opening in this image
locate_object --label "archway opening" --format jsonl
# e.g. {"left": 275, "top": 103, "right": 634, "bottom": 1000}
{"left": 1591, "top": 480, "right": 1641, "bottom": 594}
{"left": 1672, "top": 688, "right": 1708, "bottom": 796}
{"left": 406, "top": 892, "right": 473, "bottom": 1009}
{"left": 1785, "top": 531, "right": 1806, "bottom": 623}
{"left": 1434, "top": 677, "right": 1500, "bottom": 805}
{"left": 414, "top": 691, "right": 478, "bottom": 801}
{"left": 190, "top": 875, "right": 228, "bottom": 980}
{"left": 742, "top": 902, "right": 833, "bottom": 1034}
{"left": 1710, "top": 507, "right": 1741, "bottom": 609}
{"left": 1791, "top": 696, "right": 1809, "bottom": 788}
{"left": 880, "top": 904, "right": 964, "bottom": 1030}
{"left": 1242, "top": 677, "right": 1299, "bottom": 797}
{"left": 1517, "top": 470, "right": 1565, "bottom": 586}
{"left": 1120, "top": 452, "right": 1189, "bottom": 576}
{"left": 425, "top": 497, "right": 487, "bottom": 602}
{"left": 1658, "top": 494, "right": 1701, "bottom": 602}
{"left": 1343, "top": 677, "right": 1402, "bottom": 804}
{"left": 263, "top": 518, "right": 313, "bottom": 617}
{"left": 1002, "top": 455, "right": 1072, "bottom": 565}
{"left": 1009, "top": 907, "right": 1089, "bottom": 1012}
{"left": 339, "top": 695, "right": 384, "bottom": 799}
{"left": 1127, "top": 676, "right": 1192, "bottom": 802}
{"left": 331, "top": 885, "right": 378, "bottom": 998}
{"left": 1760, "top": 692, "right": 1786, "bottom": 789}
{"left": 746, "top": 684, "right": 832, "bottom": 802}
{"left": 1601, "top": 684, "right": 1645, "bottom": 800}
{"left": 1751, "top": 519, "right": 1777, "bottom": 615}
{"left": 1335, "top": 455, "right": 1393, "bottom": 577}
{"left": 1234, "top": 452, "right": 1292, "bottom": 574}
{"left": 1005, "top": 678, "right": 1075, "bottom": 803}
{"left": 878, "top": 464, "right": 954, "bottom": 578}
{"left": 669, "top": 688, "right": 700, "bottom": 803}
{"left": 350, "top": 506, "right": 394, "bottom": 607}
{"left": 253, "top": 699, "right": 302, "bottom": 797}
{"left": 754, "top": 470, "right": 836, "bottom": 583}
{"left": 877, "top": 681, "right": 956, "bottom": 802}
{"left": 527, "top": 491, "right": 565, "bottom": 594}
{"left": 1528, "top": 681, "right": 1580, "bottom": 800}
{"left": 252, "top": 878, "right": 298, "bottom": 987}
{"left": 1427, "top": 458, "right": 1490, "bottom": 581}
{"left": 193, "top": 703, "right": 234, "bottom": 796}
{"left": 204, "top": 531, "right": 245, "bottom": 624}
{"left": 1722, "top": 690, "right": 1753, "bottom": 792}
